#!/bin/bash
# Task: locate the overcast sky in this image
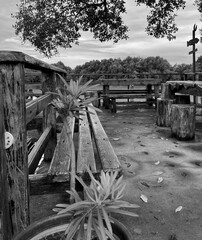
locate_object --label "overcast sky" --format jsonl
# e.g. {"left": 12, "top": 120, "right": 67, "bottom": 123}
{"left": 0, "top": 0, "right": 201, "bottom": 69}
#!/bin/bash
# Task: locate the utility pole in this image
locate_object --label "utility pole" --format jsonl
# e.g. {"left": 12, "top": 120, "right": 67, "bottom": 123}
{"left": 187, "top": 24, "right": 199, "bottom": 81}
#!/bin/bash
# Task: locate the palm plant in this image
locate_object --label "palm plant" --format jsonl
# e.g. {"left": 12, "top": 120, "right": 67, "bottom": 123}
{"left": 53, "top": 167, "right": 139, "bottom": 240}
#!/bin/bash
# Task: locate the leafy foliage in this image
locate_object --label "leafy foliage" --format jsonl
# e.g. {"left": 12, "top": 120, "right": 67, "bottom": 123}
{"left": 135, "top": 0, "right": 186, "bottom": 40}
{"left": 53, "top": 167, "right": 139, "bottom": 240}
{"left": 51, "top": 74, "right": 101, "bottom": 119}
{"left": 12, "top": 0, "right": 197, "bottom": 57}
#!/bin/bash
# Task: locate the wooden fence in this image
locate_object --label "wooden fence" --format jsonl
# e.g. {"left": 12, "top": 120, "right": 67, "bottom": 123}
{"left": 0, "top": 51, "right": 66, "bottom": 239}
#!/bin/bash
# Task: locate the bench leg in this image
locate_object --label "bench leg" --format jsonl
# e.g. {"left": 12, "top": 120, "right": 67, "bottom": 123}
{"left": 111, "top": 98, "right": 117, "bottom": 113}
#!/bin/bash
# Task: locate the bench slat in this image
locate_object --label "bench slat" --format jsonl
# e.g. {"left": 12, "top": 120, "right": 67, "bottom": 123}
{"left": 77, "top": 111, "right": 96, "bottom": 175}
{"left": 26, "top": 93, "right": 52, "bottom": 124}
{"left": 88, "top": 107, "right": 121, "bottom": 172}
{"left": 107, "top": 94, "right": 148, "bottom": 99}
{"left": 28, "top": 126, "right": 52, "bottom": 174}
{"left": 48, "top": 117, "right": 75, "bottom": 181}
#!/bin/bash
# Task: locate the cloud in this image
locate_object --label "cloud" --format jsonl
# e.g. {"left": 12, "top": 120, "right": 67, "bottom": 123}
{"left": 0, "top": 0, "right": 201, "bottom": 68}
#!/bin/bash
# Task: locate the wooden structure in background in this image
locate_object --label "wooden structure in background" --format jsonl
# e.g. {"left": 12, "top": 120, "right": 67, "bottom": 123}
{"left": 97, "top": 76, "right": 162, "bottom": 113}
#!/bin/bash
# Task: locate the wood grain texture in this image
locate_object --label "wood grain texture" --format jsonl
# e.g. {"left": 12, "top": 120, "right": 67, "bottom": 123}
{"left": 48, "top": 117, "right": 75, "bottom": 181}
{"left": 170, "top": 104, "right": 196, "bottom": 140}
{"left": 88, "top": 107, "right": 121, "bottom": 171}
{"left": 77, "top": 110, "right": 96, "bottom": 174}
{"left": 1, "top": 63, "right": 29, "bottom": 237}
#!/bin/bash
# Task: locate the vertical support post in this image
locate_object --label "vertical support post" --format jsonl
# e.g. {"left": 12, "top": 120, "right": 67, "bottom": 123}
{"left": 0, "top": 63, "right": 29, "bottom": 239}
{"left": 192, "top": 25, "right": 197, "bottom": 81}
{"left": 42, "top": 71, "right": 57, "bottom": 162}
{"left": 103, "top": 84, "right": 110, "bottom": 108}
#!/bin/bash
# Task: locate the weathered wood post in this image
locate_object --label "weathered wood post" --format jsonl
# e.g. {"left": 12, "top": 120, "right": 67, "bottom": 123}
{"left": 42, "top": 71, "right": 57, "bottom": 162}
{"left": 156, "top": 83, "right": 175, "bottom": 127}
{"left": 170, "top": 104, "right": 196, "bottom": 140}
{"left": 0, "top": 62, "right": 29, "bottom": 239}
{"left": 103, "top": 84, "right": 110, "bottom": 108}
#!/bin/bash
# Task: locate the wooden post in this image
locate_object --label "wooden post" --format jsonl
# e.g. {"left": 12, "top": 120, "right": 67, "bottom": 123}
{"left": 146, "top": 84, "right": 153, "bottom": 106}
{"left": 156, "top": 98, "right": 175, "bottom": 127}
{"left": 161, "top": 83, "right": 175, "bottom": 100}
{"left": 0, "top": 64, "right": 29, "bottom": 239}
{"left": 42, "top": 71, "right": 57, "bottom": 162}
{"left": 170, "top": 104, "right": 196, "bottom": 140}
{"left": 103, "top": 84, "right": 110, "bottom": 108}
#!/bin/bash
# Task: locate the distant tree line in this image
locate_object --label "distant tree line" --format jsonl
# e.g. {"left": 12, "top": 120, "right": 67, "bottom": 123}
{"left": 52, "top": 55, "right": 202, "bottom": 81}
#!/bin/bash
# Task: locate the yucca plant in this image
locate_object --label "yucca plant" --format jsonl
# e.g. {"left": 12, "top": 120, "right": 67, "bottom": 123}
{"left": 53, "top": 167, "right": 139, "bottom": 240}
{"left": 50, "top": 74, "right": 101, "bottom": 193}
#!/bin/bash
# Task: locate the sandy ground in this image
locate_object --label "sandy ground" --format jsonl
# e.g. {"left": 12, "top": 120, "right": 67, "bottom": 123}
{"left": 30, "top": 103, "right": 202, "bottom": 240}
{"left": 97, "top": 104, "right": 202, "bottom": 240}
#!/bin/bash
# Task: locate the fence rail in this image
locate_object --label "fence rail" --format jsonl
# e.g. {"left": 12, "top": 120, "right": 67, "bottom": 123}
{"left": 0, "top": 51, "right": 66, "bottom": 239}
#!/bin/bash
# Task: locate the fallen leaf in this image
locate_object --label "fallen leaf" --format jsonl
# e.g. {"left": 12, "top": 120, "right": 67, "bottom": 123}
{"left": 157, "top": 177, "right": 164, "bottom": 183}
{"left": 154, "top": 161, "right": 160, "bottom": 165}
{"left": 152, "top": 171, "right": 164, "bottom": 176}
{"left": 175, "top": 206, "right": 183, "bottom": 213}
{"left": 140, "top": 194, "right": 148, "bottom": 203}
{"left": 113, "top": 138, "right": 120, "bottom": 141}
{"left": 133, "top": 228, "right": 142, "bottom": 235}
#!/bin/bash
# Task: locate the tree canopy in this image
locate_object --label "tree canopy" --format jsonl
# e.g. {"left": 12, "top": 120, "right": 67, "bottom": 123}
{"left": 13, "top": 0, "right": 200, "bottom": 57}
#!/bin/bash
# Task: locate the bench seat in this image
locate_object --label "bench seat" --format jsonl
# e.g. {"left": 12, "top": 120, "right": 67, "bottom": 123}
{"left": 29, "top": 106, "right": 121, "bottom": 195}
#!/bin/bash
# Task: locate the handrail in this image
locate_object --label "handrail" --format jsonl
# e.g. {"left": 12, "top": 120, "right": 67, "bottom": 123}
{"left": 0, "top": 51, "right": 66, "bottom": 73}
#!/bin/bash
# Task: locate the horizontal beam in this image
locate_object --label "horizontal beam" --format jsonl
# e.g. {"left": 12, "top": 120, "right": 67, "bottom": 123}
{"left": 29, "top": 173, "right": 70, "bottom": 195}
{"left": 28, "top": 126, "right": 52, "bottom": 174}
{"left": 26, "top": 93, "right": 52, "bottom": 124}
{"left": 98, "top": 78, "right": 162, "bottom": 86}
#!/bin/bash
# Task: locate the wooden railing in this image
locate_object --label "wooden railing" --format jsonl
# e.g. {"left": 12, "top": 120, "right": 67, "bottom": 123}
{"left": 0, "top": 51, "right": 66, "bottom": 239}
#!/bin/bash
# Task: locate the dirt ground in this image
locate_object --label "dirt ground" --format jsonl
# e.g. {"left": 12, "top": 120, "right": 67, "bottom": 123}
{"left": 30, "top": 103, "right": 202, "bottom": 240}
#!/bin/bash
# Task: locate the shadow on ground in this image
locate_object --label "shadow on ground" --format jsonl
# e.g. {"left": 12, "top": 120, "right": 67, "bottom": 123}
{"left": 30, "top": 104, "right": 202, "bottom": 240}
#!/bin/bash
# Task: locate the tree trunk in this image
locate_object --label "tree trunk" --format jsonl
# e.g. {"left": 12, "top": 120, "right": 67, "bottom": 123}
{"left": 170, "top": 104, "right": 196, "bottom": 140}
{"left": 156, "top": 98, "right": 175, "bottom": 127}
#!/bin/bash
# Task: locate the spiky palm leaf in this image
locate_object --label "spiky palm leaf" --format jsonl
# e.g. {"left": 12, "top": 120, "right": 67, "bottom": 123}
{"left": 55, "top": 166, "right": 139, "bottom": 240}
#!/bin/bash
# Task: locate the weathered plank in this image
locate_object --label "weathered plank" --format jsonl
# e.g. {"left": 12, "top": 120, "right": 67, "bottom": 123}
{"left": 0, "top": 71, "right": 13, "bottom": 240}
{"left": 42, "top": 71, "right": 57, "bottom": 161}
{"left": 0, "top": 63, "right": 29, "bottom": 237}
{"left": 29, "top": 174, "right": 70, "bottom": 195}
{"left": 25, "top": 83, "right": 42, "bottom": 90}
{"left": 48, "top": 117, "right": 75, "bottom": 181}
{"left": 88, "top": 107, "right": 121, "bottom": 171}
{"left": 0, "top": 51, "right": 66, "bottom": 74}
{"left": 26, "top": 93, "right": 52, "bottom": 124}
{"left": 99, "top": 78, "right": 162, "bottom": 86}
{"left": 77, "top": 110, "right": 96, "bottom": 175}
{"left": 28, "top": 126, "right": 53, "bottom": 174}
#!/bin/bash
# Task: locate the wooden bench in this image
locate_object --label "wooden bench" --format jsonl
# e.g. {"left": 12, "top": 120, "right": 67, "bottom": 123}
{"left": 29, "top": 106, "right": 121, "bottom": 195}
{"left": 97, "top": 78, "right": 162, "bottom": 113}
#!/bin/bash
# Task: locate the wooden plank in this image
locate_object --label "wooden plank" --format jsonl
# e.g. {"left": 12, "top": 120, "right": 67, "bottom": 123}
{"left": 48, "top": 117, "right": 75, "bottom": 181}
{"left": 29, "top": 174, "right": 70, "bottom": 195}
{"left": 25, "top": 83, "right": 42, "bottom": 90}
{"left": 0, "top": 71, "right": 13, "bottom": 240}
{"left": 88, "top": 108, "right": 121, "bottom": 172}
{"left": 0, "top": 51, "right": 66, "bottom": 74}
{"left": 99, "top": 78, "right": 162, "bottom": 86}
{"left": 26, "top": 93, "right": 52, "bottom": 124}
{"left": 0, "top": 63, "right": 29, "bottom": 237}
{"left": 108, "top": 94, "right": 147, "bottom": 99}
{"left": 28, "top": 126, "right": 53, "bottom": 174}
{"left": 77, "top": 111, "right": 96, "bottom": 175}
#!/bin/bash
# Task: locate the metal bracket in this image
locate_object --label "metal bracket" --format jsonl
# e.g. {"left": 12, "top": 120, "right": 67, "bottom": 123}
{"left": 5, "top": 132, "right": 14, "bottom": 149}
